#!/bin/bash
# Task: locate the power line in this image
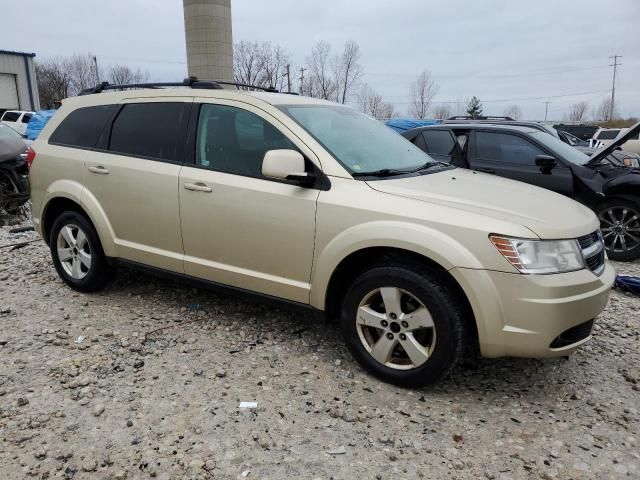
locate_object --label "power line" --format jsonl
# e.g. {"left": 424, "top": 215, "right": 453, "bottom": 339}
{"left": 392, "top": 89, "right": 610, "bottom": 105}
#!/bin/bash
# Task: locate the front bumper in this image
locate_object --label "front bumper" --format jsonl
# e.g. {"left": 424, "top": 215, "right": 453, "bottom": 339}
{"left": 450, "top": 261, "right": 615, "bottom": 358}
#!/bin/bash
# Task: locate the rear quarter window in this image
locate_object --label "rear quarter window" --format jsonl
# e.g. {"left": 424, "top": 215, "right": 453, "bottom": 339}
{"left": 49, "top": 105, "right": 117, "bottom": 148}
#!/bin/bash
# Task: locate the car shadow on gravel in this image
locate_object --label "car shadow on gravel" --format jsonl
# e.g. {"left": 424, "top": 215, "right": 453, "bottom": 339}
{"left": 105, "top": 267, "right": 581, "bottom": 398}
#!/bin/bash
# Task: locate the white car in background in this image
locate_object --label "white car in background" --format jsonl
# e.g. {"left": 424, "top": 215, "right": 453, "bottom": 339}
{"left": 591, "top": 127, "right": 640, "bottom": 155}
{"left": 0, "top": 110, "right": 34, "bottom": 137}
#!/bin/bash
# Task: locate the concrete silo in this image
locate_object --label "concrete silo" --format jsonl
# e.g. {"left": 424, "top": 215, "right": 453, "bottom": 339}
{"left": 182, "top": 0, "right": 233, "bottom": 82}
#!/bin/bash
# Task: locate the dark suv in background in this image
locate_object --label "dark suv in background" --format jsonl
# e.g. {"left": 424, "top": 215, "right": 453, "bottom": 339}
{"left": 403, "top": 122, "right": 640, "bottom": 261}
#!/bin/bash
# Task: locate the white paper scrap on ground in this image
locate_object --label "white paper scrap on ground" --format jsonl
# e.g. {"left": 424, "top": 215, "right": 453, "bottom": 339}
{"left": 239, "top": 402, "right": 258, "bottom": 409}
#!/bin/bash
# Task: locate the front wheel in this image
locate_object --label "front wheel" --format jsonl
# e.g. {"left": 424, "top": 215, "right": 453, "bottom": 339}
{"left": 596, "top": 199, "right": 640, "bottom": 262}
{"left": 340, "top": 265, "right": 466, "bottom": 387}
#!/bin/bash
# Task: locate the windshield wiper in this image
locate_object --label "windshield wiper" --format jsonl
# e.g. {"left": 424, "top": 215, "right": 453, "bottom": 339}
{"left": 351, "top": 168, "right": 411, "bottom": 178}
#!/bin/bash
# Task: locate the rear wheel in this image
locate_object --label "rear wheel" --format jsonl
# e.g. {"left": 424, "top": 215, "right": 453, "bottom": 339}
{"left": 50, "top": 211, "right": 114, "bottom": 292}
{"left": 596, "top": 198, "right": 640, "bottom": 262}
{"left": 340, "top": 265, "right": 466, "bottom": 387}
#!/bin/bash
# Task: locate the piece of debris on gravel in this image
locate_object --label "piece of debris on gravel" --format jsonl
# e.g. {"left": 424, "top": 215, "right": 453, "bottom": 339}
{"left": 0, "top": 220, "right": 638, "bottom": 479}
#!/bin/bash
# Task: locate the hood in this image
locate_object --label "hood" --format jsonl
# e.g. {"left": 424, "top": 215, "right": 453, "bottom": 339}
{"left": 367, "top": 168, "right": 599, "bottom": 239}
{"left": 589, "top": 120, "right": 640, "bottom": 165}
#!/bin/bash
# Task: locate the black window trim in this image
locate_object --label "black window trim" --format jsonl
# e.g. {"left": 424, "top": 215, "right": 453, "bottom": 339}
{"left": 184, "top": 102, "right": 330, "bottom": 191}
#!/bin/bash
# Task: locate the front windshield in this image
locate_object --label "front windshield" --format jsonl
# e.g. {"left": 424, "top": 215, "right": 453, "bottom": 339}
{"left": 530, "top": 131, "right": 590, "bottom": 165}
{"left": 278, "top": 104, "right": 437, "bottom": 175}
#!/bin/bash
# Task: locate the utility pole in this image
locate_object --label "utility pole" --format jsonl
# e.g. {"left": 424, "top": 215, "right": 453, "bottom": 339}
{"left": 544, "top": 101, "right": 551, "bottom": 121}
{"left": 609, "top": 54, "right": 622, "bottom": 121}
{"left": 92, "top": 55, "right": 100, "bottom": 83}
{"left": 285, "top": 64, "right": 292, "bottom": 93}
{"left": 298, "top": 67, "right": 306, "bottom": 95}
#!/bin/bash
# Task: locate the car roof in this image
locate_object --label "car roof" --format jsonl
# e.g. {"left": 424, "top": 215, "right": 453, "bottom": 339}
{"left": 404, "top": 123, "right": 541, "bottom": 135}
{"left": 60, "top": 87, "right": 336, "bottom": 109}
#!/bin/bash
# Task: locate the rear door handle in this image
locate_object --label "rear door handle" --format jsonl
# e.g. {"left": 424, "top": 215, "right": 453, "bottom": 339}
{"left": 88, "top": 166, "right": 109, "bottom": 175}
{"left": 184, "top": 182, "right": 213, "bottom": 193}
{"left": 475, "top": 167, "right": 495, "bottom": 174}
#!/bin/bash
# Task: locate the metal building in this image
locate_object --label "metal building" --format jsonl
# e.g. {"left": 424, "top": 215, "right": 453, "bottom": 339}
{"left": 183, "top": 0, "right": 234, "bottom": 82}
{"left": 0, "top": 50, "right": 40, "bottom": 114}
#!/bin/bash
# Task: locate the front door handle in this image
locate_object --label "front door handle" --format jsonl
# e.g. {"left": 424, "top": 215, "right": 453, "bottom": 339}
{"left": 184, "top": 182, "right": 213, "bottom": 193}
{"left": 475, "top": 167, "right": 495, "bottom": 174}
{"left": 88, "top": 166, "right": 109, "bottom": 175}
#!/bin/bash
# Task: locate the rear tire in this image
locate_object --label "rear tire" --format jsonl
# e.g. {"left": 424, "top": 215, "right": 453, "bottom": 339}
{"left": 340, "top": 264, "right": 466, "bottom": 387}
{"left": 50, "top": 211, "right": 114, "bottom": 292}
{"left": 596, "top": 198, "right": 640, "bottom": 262}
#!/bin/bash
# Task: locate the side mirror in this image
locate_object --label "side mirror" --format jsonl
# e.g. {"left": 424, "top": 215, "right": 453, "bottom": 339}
{"left": 535, "top": 154, "right": 557, "bottom": 172}
{"left": 262, "top": 149, "right": 315, "bottom": 186}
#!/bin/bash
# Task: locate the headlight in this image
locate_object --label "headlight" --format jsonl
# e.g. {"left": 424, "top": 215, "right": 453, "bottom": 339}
{"left": 490, "top": 235, "right": 584, "bottom": 274}
{"left": 623, "top": 158, "right": 639, "bottom": 168}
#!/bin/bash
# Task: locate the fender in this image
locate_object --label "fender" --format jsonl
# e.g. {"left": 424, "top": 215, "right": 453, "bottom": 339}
{"left": 309, "top": 220, "right": 484, "bottom": 309}
{"left": 41, "top": 180, "right": 117, "bottom": 257}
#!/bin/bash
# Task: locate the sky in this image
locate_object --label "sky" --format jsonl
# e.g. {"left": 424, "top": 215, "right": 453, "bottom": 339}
{"left": 2, "top": 0, "right": 639, "bottom": 120}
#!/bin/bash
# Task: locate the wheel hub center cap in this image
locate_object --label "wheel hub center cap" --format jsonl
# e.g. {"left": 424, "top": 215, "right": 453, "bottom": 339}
{"left": 389, "top": 322, "right": 401, "bottom": 333}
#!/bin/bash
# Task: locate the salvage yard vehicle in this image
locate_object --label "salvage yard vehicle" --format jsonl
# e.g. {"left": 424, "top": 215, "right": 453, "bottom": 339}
{"left": 0, "top": 123, "right": 30, "bottom": 214}
{"left": 443, "top": 118, "right": 640, "bottom": 168}
{"left": 403, "top": 122, "right": 640, "bottom": 261}
{"left": 29, "top": 78, "right": 614, "bottom": 386}
{"left": 1, "top": 110, "right": 34, "bottom": 137}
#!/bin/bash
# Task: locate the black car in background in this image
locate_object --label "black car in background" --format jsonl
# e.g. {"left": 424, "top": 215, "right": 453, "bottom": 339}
{"left": 443, "top": 118, "right": 640, "bottom": 168}
{"left": 402, "top": 122, "right": 640, "bottom": 261}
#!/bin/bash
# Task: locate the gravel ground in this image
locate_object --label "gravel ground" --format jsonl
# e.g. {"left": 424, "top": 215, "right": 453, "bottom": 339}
{"left": 0, "top": 218, "right": 638, "bottom": 480}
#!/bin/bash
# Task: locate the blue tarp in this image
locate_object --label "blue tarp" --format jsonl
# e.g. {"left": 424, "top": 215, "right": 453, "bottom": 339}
{"left": 25, "top": 110, "right": 56, "bottom": 140}
{"left": 385, "top": 118, "right": 440, "bottom": 133}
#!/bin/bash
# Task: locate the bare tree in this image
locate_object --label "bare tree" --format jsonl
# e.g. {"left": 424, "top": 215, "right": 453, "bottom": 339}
{"left": 565, "top": 101, "right": 589, "bottom": 122}
{"left": 331, "top": 41, "right": 363, "bottom": 104}
{"left": 593, "top": 98, "right": 619, "bottom": 122}
{"left": 358, "top": 83, "right": 395, "bottom": 119}
{"left": 503, "top": 104, "right": 523, "bottom": 120}
{"left": 260, "top": 43, "right": 291, "bottom": 91}
{"left": 36, "top": 58, "right": 73, "bottom": 108}
{"left": 234, "top": 41, "right": 265, "bottom": 87}
{"left": 65, "top": 53, "right": 99, "bottom": 94}
{"left": 108, "top": 65, "right": 149, "bottom": 85}
{"left": 409, "top": 70, "right": 438, "bottom": 119}
{"left": 432, "top": 103, "right": 452, "bottom": 120}
{"left": 306, "top": 41, "right": 337, "bottom": 100}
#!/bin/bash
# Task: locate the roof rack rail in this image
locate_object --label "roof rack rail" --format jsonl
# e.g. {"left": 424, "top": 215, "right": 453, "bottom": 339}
{"left": 447, "top": 115, "right": 515, "bottom": 121}
{"left": 79, "top": 77, "right": 300, "bottom": 96}
{"left": 79, "top": 77, "right": 223, "bottom": 95}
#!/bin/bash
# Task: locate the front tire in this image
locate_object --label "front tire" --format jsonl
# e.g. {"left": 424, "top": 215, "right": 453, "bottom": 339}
{"left": 340, "top": 265, "right": 466, "bottom": 387}
{"left": 596, "top": 198, "right": 640, "bottom": 262}
{"left": 50, "top": 211, "right": 114, "bottom": 292}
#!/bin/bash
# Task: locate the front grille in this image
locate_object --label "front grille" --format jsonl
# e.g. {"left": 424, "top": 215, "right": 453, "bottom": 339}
{"left": 578, "top": 231, "right": 605, "bottom": 276}
{"left": 550, "top": 319, "right": 594, "bottom": 349}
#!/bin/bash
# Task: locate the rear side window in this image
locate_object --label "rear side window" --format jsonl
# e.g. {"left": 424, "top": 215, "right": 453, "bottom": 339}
{"left": 422, "top": 130, "right": 456, "bottom": 156}
{"left": 596, "top": 130, "right": 620, "bottom": 140}
{"left": 108, "top": 103, "right": 186, "bottom": 162}
{"left": 2, "top": 111, "right": 20, "bottom": 122}
{"left": 21, "top": 114, "right": 32, "bottom": 124}
{"left": 49, "top": 105, "right": 117, "bottom": 148}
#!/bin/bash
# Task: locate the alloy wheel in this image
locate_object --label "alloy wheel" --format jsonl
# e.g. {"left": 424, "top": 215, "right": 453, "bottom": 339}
{"left": 356, "top": 287, "right": 436, "bottom": 370}
{"left": 599, "top": 206, "right": 640, "bottom": 254}
{"left": 56, "top": 224, "right": 92, "bottom": 280}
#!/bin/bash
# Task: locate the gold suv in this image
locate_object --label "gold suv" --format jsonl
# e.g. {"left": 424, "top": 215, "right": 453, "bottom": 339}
{"left": 28, "top": 79, "right": 615, "bottom": 386}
